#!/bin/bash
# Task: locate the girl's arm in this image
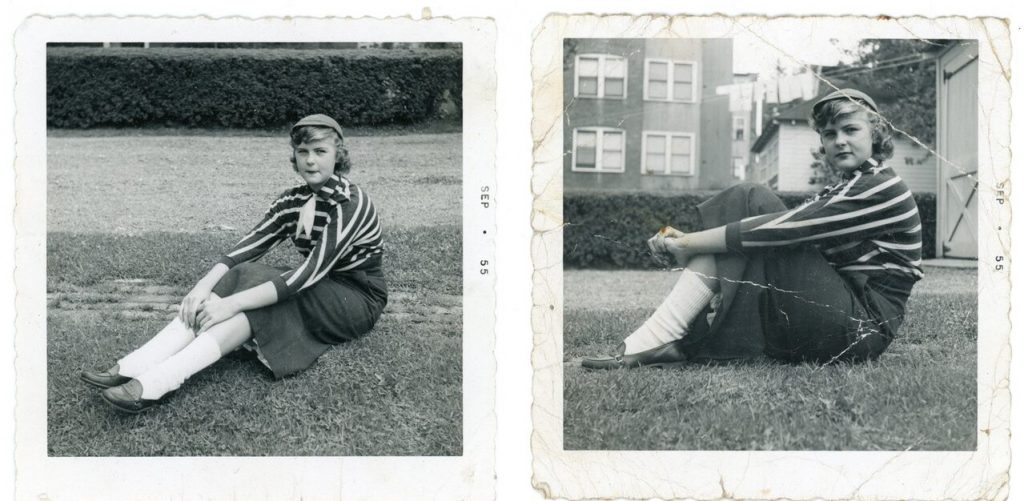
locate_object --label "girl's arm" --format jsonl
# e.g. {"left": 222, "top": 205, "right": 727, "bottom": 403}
{"left": 651, "top": 226, "right": 727, "bottom": 264}
{"left": 675, "top": 226, "right": 728, "bottom": 256}
{"left": 725, "top": 172, "right": 917, "bottom": 251}
{"left": 218, "top": 190, "right": 294, "bottom": 269}
{"left": 652, "top": 171, "right": 918, "bottom": 267}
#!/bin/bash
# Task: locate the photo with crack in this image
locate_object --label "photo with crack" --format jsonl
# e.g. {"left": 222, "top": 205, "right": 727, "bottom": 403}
{"left": 561, "top": 37, "right": 978, "bottom": 451}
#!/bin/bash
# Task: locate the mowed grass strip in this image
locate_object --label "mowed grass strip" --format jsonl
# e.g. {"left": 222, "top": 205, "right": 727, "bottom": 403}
{"left": 563, "top": 268, "right": 977, "bottom": 451}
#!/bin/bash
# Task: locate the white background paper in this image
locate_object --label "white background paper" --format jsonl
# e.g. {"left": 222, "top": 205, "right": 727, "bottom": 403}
{"left": 2, "top": 1, "right": 1021, "bottom": 500}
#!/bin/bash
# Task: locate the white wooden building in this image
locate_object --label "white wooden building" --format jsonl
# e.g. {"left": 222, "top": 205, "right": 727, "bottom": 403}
{"left": 934, "top": 41, "right": 978, "bottom": 260}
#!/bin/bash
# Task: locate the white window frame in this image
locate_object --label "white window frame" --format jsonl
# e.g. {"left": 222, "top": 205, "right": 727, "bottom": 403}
{"left": 733, "top": 116, "right": 747, "bottom": 141}
{"left": 641, "top": 131, "right": 697, "bottom": 176}
{"left": 643, "top": 59, "right": 698, "bottom": 102}
{"left": 733, "top": 156, "right": 746, "bottom": 179}
{"left": 573, "top": 54, "right": 628, "bottom": 100}
{"left": 571, "top": 127, "right": 627, "bottom": 173}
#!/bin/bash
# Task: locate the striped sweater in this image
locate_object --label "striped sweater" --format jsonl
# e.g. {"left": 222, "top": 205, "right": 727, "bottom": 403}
{"left": 725, "top": 162, "right": 924, "bottom": 281}
{"left": 219, "top": 174, "right": 384, "bottom": 300}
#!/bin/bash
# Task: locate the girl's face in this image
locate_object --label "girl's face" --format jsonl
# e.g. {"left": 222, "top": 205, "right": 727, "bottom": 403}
{"left": 294, "top": 138, "right": 338, "bottom": 191}
{"left": 820, "top": 110, "right": 874, "bottom": 172}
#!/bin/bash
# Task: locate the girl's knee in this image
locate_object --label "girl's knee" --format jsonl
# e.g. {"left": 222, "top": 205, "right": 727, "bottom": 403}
{"left": 230, "top": 262, "right": 278, "bottom": 289}
{"left": 213, "top": 262, "right": 267, "bottom": 296}
{"left": 733, "top": 182, "right": 786, "bottom": 213}
{"left": 725, "top": 182, "right": 775, "bottom": 199}
{"left": 731, "top": 181, "right": 766, "bottom": 192}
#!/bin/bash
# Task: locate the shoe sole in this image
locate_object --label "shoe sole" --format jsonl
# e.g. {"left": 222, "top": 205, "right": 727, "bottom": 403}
{"left": 99, "top": 391, "right": 173, "bottom": 414}
{"left": 79, "top": 374, "right": 125, "bottom": 390}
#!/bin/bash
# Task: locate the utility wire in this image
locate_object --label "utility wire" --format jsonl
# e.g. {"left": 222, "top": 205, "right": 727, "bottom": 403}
{"left": 821, "top": 55, "right": 937, "bottom": 79}
{"left": 821, "top": 52, "right": 928, "bottom": 75}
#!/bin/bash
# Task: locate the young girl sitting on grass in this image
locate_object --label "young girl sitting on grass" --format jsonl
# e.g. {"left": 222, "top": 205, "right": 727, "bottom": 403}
{"left": 81, "top": 114, "right": 388, "bottom": 413}
{"left": 583, "top": 89, "right": 923, "bottom": 369}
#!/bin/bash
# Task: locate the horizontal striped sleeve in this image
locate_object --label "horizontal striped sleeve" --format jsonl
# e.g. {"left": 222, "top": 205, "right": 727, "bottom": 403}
{"left": 272, "top": 187, "right": 381, "bottom": 299}
{"left": 218, "top": 189, "right": 299, "bottom": 268}
{"left": 726, "top": 170, "right": 921, "bottom": 251}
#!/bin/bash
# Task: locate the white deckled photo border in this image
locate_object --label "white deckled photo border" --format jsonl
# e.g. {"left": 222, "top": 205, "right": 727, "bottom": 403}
{"left": 14, "top": 15, "right": 496, "bottom": 501}
{"left": 531, "top": 14, "right": 1009, "bottom": 500}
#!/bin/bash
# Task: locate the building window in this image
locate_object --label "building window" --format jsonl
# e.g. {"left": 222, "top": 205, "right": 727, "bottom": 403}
{"left": 642, "top": 131, "right": 695, "bottom": 176}
{"left": 572, "top": 127, "right": 626, "bottom": 172}
{"left": 574, "top": 54, "right": 627, "bottom": 99}
{"left": 733, "top": 156, "right": 746, "bottom": 179}
{"left": 644, "top": 59, "right": 697, "bottom": 102}
{"left": 733, "top": 116, "right": 746, "bottom": 141}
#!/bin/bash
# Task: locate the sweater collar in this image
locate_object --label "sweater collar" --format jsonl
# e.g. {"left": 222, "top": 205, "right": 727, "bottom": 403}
{"left": 308, "top": 174, "right": 351, "bottom": 202}
{"left": 844, "top": 158, "right": 884, "bottom": 179}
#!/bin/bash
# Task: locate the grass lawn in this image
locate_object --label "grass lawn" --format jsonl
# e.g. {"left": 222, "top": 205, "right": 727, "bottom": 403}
{"left": 563, "top": 267, "right": 977, "bottom": 451}
{"left": 46, "top": 132, "right": 462, "bottom": 456}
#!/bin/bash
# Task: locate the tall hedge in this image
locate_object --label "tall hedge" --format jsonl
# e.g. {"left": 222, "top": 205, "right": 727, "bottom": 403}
{"left": 564, "top": 189, "right": 937, "bottom": 268}
{"left": 47, "top": 47, "right": 462, "bottom": 128}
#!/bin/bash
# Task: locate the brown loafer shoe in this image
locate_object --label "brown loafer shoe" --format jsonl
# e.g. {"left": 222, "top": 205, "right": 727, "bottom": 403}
{"left": 80, "top": 365, "right": 131, "bottom": 389}
{"left": 100, "top": 379, "right": 166, "bottom": 414}
{"left": 581, "top": 341, "right": 688, "bottom": 370}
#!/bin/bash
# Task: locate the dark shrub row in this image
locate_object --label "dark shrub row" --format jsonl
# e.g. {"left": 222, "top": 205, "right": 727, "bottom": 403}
{"left": 47, "top": 47, "right": 462, "bottom": 128}
{"left": 564, "top": 189, "right": 937, "bottom": 268}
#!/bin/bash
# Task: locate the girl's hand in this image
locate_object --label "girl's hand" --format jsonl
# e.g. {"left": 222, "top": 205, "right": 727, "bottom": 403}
{"left": 195, "top": 297, "right": 241, "bottom": 335}
{"left": 660, "top": 226, "right": 685, "bottom": 239}
{"left": 663, "top": 237, "right": 694, "bottom": 268}
{"left": 647, "top": 226, "right": 686, "bottom": 267}
{"left": 646, "top": 232, "right": 670, "bottom": 266}
{"left": 179, "top": 286, "right": 213, "bottom": 329}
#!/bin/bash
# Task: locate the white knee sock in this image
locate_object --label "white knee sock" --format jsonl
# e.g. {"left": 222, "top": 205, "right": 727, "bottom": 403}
{"left": 623, "top": 270, "right": 715, "bottom": 355}
{"left": 117, "top": 318, "right": 196, "bottom": 378}
{"left": 135, "top": 335, "right": 222, "bottom": 400}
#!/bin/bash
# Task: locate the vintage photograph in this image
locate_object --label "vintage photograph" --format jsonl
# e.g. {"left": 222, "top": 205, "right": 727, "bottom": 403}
{"left": 560, "top": 36, "right": 978, "bottom": 451}
{"left": 531, "top": 14, "right": 1008, "bottom": 501}
{"left": 45, "top": 41, "right": 464, "bottom": 456}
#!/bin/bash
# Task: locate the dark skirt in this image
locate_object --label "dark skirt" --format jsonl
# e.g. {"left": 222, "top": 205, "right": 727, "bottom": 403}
{"left": 211, "top": 262, "right": 387, "bottom": 378}
{"left": 677, "top": 183, "right": 897, "bottom": 364}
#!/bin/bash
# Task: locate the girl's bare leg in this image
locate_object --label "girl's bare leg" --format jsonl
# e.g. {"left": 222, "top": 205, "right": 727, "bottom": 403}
{"left": 621, "top": 254, "right": 719, "bottom": 354}
{"left": 681, "top": 253, "right": 720, "bottom": 292}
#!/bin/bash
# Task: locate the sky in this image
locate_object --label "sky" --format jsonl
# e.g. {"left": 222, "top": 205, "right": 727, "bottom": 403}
{"left": 733, "top": 32, "right": 863, "bottom": 77}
